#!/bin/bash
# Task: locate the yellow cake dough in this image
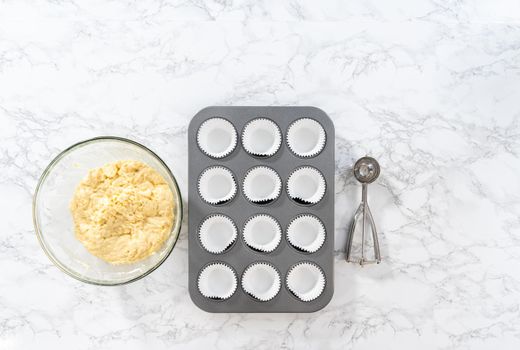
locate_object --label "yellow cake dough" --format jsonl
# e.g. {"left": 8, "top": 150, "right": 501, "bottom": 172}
{"left": 70, "top": 160, "right": 175, "bottom": 264}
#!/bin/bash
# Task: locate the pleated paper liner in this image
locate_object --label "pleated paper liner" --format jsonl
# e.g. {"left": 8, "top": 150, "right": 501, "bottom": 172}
{"left": 241, "top": 262, "right": 281, "bottom": 302}
{"left": 197, "top": 117, "right": 238, "bottom": 158}
{"left": 198, "top": 166, "right": 237, "bottom": 205}
{"left": 286, "top": 262, "right": 326, "bottom": 302}
{"left": 241, "top": 118, "right": 282, "bottom": 158}
{"left": 242, "top": 166, "right": 282, "bottom": 205}
{"left": 198, "top": 262, "right": 238, "bottom": 301}
{"left": 242, "top": 214, "right": 282, "bottom": 253}
{"left": 286, "top": 118, "right": 326, "bottom": 158}
{"left": 286, "top": 166, "right": 326, "bottom": 205}
{"left": 198, "top": 214, "right": 237, "bottom": 254}
{"left": 286, "top": 214, "right": 326, "bottom": 253}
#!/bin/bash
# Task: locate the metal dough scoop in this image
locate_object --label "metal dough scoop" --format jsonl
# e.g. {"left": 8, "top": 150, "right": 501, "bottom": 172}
{"left": 345, "top": 156, "right": 381, "bottom": 265}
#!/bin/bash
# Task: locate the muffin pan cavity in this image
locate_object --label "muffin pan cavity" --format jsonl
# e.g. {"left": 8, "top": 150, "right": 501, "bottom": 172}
{"left": 198, "top": 262, "right": 238, "bottom": 300}
{"left": 198, "top": 166, "right": 237, "bottom": 205}
{"left": 243, "top": 166, "right": 282, "bottom": 205}
{"left": 286, "top": 262, "right": 325, "bottom": 302}
{"left": 197, "top": 117, "right": 237, "bottom": 158}
{"left": 243, "top": 214, "right": 282, "bottom": 253}
{"left": 242, "top": 118, "right": 282, "bottom": 157}
{"left": 287, "top": 118, "right": 326, "bottom": 157}
{"left": 241, "top": 262, "right": 281, "bottom": 302}
{"left": 286, "top": 214, "right": 326, "bottom": 253}
{"left": 189, "top": 106, "right": 334, "bottom": 313}
{"left": 287, "top": 166, "right": 326, "bottom": 205}
{"left": 198, "top": 214, "right": 237, "bottom": 254}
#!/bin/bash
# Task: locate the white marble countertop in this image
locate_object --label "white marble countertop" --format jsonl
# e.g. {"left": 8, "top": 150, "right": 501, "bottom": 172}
{"left": 2, "top": 1, "right": 520, "bottom": 349}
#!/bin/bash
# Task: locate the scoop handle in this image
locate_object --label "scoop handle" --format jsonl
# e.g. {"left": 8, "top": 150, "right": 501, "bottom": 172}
{"left": 345, "top": 184, "right": 381, "bottom": 265}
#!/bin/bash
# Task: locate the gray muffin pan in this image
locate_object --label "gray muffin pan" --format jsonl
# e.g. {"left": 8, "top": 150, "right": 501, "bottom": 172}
{"left": 188, "top": 106, "right": 334, "bottom": 313}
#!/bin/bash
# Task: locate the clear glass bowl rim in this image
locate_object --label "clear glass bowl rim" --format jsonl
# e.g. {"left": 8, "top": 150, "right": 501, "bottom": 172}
{"left": 32, "top": 136, "right": 183, "bottom": 286}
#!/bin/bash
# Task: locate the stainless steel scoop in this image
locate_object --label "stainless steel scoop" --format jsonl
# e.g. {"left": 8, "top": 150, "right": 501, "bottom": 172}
{"left": 345, "top": 156, "right": 381, "bottom": 265}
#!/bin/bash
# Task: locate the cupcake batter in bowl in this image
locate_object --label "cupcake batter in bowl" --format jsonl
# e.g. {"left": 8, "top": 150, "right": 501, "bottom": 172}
{"left": 70, "top": 160, "right": 175, "bottom": 264}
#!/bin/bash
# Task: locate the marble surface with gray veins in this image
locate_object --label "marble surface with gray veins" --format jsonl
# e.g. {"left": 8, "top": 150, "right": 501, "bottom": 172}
{"left": 1, "top": 1, "right": 520, "bottom": 349}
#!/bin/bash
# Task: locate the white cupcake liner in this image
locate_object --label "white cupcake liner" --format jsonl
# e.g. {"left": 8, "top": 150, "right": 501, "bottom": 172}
{"left": 198, "top": 215, "right": 237, "bottom": 254}
{"left": 286, "top": 118, "right": 326, "bottom": 158}
{"left": 286, "top": 262, "right": 325, "bottom": 302}
{"left": 198, "top": 262, "right": 238, "bottom": 300}
{"left": 198, "top": 166, "right": 237, "bottom": 205}
{"left": 241, "top": 262, "right": 281, "bottom": 302}
{"left": 243, "top": 214, "right": 282, "bottom": 253}
{"left": 286, "top": 166, "right": 326, "bottom": 205}
{"left": 242, "top": 166, "right": 282, "bottom": 205}
{"left": 242, "top": 118, "right": 282, "bottom": 158}
{"left": 286, "top": 214, "right": 326, "bottom": 253}
{"left": 197, "top": 117, "right": 238, "bottom": 158}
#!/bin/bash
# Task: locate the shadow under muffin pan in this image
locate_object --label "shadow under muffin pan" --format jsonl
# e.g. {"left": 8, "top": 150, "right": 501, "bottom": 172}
{"left": 188, "top": 106, "right": 334, "bottom": 313}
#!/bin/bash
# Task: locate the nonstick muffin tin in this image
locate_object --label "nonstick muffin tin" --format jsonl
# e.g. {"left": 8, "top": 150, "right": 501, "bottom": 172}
{"left": 188, "top": 106, "right": 334, "bottom": 313}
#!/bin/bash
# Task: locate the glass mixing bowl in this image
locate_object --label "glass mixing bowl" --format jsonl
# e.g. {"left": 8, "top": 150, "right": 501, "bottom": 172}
{"left": 32, "top": 136, "right": 183, "bottom": 285}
